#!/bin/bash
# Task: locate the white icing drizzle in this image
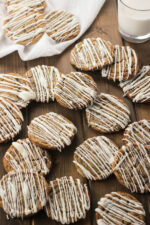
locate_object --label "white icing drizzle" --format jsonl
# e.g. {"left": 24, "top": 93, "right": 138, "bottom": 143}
{"left": 28, "top": 112, "right": 77, "bottom": 151}
{"left": 26, "top": 65, "right": 62, "bottom": 102}
{"left": 4, "top": 138, "right": 50, "bottom": 175}
{"left": 120, "top": 66, "right": 150, "bottom": 103}
{"left": 113, "top": 143, "right": 150, "bottom": 193}
{"left": 3, "top": 8, "right": 46, "bottom": 46}
{"left": 73, "top": 136, "right": 118, "bottom": 180}
{"left": 123, "top": 119, "right": 150, "bottom": 145}
{"left": 102, "top": 45, "right": 138, "bottom": 82}
{"left": 95, "top": 192, "right": 145, "bottom": 225}
{"left": 45, "top": 10, "right": 80, "bottom": 41}
{"left": 45, "top": 176, "right": 90, "bottom": 224}
{"left": 86, "top": 93, "right": 130, "bottom": 133}
{"left": 71, "top": 38, "right": 113, "bottom": 70}
{"left": 0, "top": 97, "right": 23, "bottom": 142}
{"left": 55, "top": 72, "right": 97, "bottom": 109}
{"left": 0, "top": 171, "right": 48, "bottom": 218}
{"left": 0, "top": 73, "right": 36, "bottom": 108}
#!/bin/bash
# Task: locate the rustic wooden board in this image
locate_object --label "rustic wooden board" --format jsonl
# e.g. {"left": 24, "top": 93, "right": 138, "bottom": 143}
{"left": 0, "top": 0, "right": 150, "bottom": 224}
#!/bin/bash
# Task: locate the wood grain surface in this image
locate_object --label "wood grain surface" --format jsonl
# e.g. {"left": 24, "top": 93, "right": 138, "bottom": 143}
{"left": 0, "top": 0, "right": 150, "bottom": 224}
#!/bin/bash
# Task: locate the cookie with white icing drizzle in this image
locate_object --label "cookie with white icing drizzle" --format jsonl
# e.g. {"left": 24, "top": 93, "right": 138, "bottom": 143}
{"left": 123, "top": 119, "right": 150, "bottom": 145}
{"left": 28, "top": 112, "right": 77, "bottom": 151}
{"left": 73, "top": 136, "right": 119, "bottom": 180}
{"left": 45, "top": 176, "right": 90, "bottom": 224}
{"left": 95, "top": 191, "right": 146, "bottom": 224}
{"left": 3, "top": 138, "right": 51, "bottom": 175}
{"left": 5, "top": 0, "right": 46, "bottom": 14}
{"left": 0, "top": 97, "right": 23, "bottom": 143}
{"left": 120, "top": 66, "right": 150, "bottom": 103}
{"left": 86, "top": 93, "right": 130, "bottom": 133}
{"left": 26, "top": 65, "right": 62, "bottom": 102}
{"left": 0, "top": 170, "right": 49, "bottom": 218}
{"left": 101, "top": 45, "right": 140, "bottom": 82}
{"left": 70, "top": 37, "right": 114, "bottom": 71}
{"left": 45, "top": 10, "right": 80, "bottom": 42}
{"left": 0, "top": 73, "right": 36, "bottom": 108}
{"left": 55, "top": 72, "right": 97, "bottom": 110}
{"left": 3, "top": 8, "right": 46, "bottom": 46}
{"left": 112, "top": 143, "right": 150, "bottom": 193}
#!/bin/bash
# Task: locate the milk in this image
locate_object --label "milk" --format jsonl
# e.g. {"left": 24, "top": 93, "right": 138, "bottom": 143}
{"left": 118, "top": 0, "right": 150, "bottom": 42}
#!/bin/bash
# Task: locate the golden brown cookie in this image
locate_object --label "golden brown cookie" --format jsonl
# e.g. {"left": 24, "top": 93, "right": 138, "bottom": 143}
{"left": 112, "top": 143, "right": 150, "bottom": 193}
{"left": 28, "top": 112, "right": 77, "bottom": 151}
{"left": 26, "top": 65, "right": 62, "bottom": 102}
{"left": 0, "top": 97, "right": 23, "bottom": 143}
{"left": 86, "top": 93, "right": 130, "bottom": 133}
{"left": 0, "top": 73, "right": 36, "bottom": 108}
{"left": 3, "top": 138, "right": 51, "bottom": 175}
{"left": 55, "top": 72, "right": 97, "bottom": 110}
{"left": 123, "top": 119, "right": 150, "bottom": 145}
{"left": 3, "top": 8, "right": 46, "bottom": 46}
{"left": 0, "top": 170, "right": 49, "bottom": 218}
{"left": 95, "top": 191, "right": 146, "bottom": 224}
{"left": 101, "top": 45, "right": 140, "bottom": 82}
{"left": 45, "top": 10, "right": 80, "bottom": 42}
{"left": 70, "top": 37, "right": 114, "bottom": 71}
{"left": 45, "top": 176, "right": 90, "bottom": 224}
{"left": 120, "top": 66, "right": 150, "bottom": 103}
{"left": 73, "top": 136, "right": 119, "bottom": 180}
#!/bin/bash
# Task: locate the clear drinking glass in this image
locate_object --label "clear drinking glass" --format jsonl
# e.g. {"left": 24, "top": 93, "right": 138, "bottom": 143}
{"left": 118, "top": 0, "right": 150, "bottom": 43}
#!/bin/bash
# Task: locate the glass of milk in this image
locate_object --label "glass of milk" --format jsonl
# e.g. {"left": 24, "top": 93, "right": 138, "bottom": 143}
{"left": 118, "top": 0, "right": 150, "bottom": 43}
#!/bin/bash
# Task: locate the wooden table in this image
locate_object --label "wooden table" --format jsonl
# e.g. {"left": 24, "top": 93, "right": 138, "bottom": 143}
{"left": 0, "top": 0, "right": 150, "bottom": 224}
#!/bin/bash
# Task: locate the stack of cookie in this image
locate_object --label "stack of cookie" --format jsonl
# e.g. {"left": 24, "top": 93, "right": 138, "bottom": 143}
{"left": 3, "top": 0, "right": 80, "bottom": 46}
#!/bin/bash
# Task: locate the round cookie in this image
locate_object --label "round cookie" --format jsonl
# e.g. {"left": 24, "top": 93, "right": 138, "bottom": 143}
{"left": 0, "top": 97, "right": 23, "bottom": 143}
{"left": 101, "top": 45, "right": 140, "bottom": 82}
{"left": 5, "top": 0, "right": 46, "bottom": 14}
{"left": 0, "top": 170, "right": 49, "bottom": 218}
{"left": 73, "top": 136, "right": 119, "bottom": 180}
{"left": 26, "top": 65, "right": 62, "bottom": 102}
{"left": 45, "top": 10, "right": 80, "bottom": 42}
{"left": 120, "top": 66, "right": 150, "bottom": 103}
{"left": 55, "top": 72, "right": 97, "bottom": 110}
{"left": 86, "top": 93, "right": 130, "bottom": 133}
{"left": 3, "top": 138, "right": 51, "bottom": 175}
{"left": 112, "top": 143, "right": 150, "bottom": 193}
{"left": 95, "top": 191, "right": 146, "bottom": 225}
{"left": 123, "top": 119, "right": 150, "bottom": 145}
{"left": 3, "top": 8, "right": 46, "bottom": 46}
{"left": 45, "top": 176, "right": 90, "bottom": 224}
{"left": 28, "top": 112, "right": 77, "bottom": 151}
{"left": 70, "top": 37, "right": 114, "bottom": 71}
{"left": 0, "top": 73, "right": 36, "bottom": 108}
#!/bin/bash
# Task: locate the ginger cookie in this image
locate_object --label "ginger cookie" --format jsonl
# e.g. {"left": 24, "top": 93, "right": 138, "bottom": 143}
{"left": 6, "top": 0, "right": 46, "bottom": 14}
{"left": 55, "top": 72, "right": 97, "bottom": 110}
{"left": 120, "top": 66, "right": 150, "bottom": 103}
{"left": 86, "top": 93, "right": 130, "bottom": 133}
{"left": 45, "top": 176, "right": 90, "bottom": 224}
{"left": 0, "top": 170, "right": 49, "bottom": 218}
{"left": 112, "top": 143, "right": 150, "bottom": 193}
{"left": 26, "top": 65, "right": 62, "bottom": 102}
{"left": 73, "top": 136, "right": 119, "bottom": 180}
{"left": 3, "top": 8, "right": 46, "bottom": 46}
{"left": 70, "top": 37, "right": 114, "bottom": 71}
{"left": 123, "top": 119, "right": 150, "bottom": 145}
{"left": 0, "top": 97, "right": 23, "bottom": 143}
{"left": 95, "top": 191, "right": 146, "bottom": 224}
{"left": 3, "top": 138, "right": 51, "bottom": 175}
{"left": 0, "top": 73, "right": 36, "bottom": 108}
{"left": 45, "top": 10, "right": 80, "bottom": 42}
{"left": 28, "top": 112, "right": 77, "bottom": 151}
{"left": 102, "top": 45, "right": 140, "bottom": 82}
